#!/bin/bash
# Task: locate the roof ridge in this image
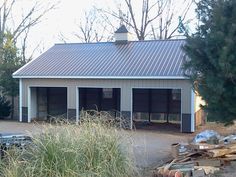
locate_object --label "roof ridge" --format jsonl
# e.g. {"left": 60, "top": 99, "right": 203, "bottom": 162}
{"left": 54, "top": 42, "right": 113, "bottom": 45}
{"left": 55, "top": 39, "right": 186, "bottom": 46}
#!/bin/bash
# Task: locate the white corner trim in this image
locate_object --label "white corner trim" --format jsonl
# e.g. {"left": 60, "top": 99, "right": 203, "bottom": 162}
{"left": 27, "top": 87, "right": 31, "bottom": 123}
{"left": 180, "top": 89, "right": 183, "bottom": 132}
{"left": 12, "top": 75, "right": 189, "bottom": 80}
{"left": 191, "top": 89, "right": 195, "bottom": 132}
{"left": 19, "top": 79, "right": 22, "bottom": 122}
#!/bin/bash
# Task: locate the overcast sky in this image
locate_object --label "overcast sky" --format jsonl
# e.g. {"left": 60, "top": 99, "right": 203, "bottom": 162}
{"left": 12, "top": 0, "right": 196, "bottom": 59}
{"left": 17, "top": 0, "right": 106, "bottom": 57}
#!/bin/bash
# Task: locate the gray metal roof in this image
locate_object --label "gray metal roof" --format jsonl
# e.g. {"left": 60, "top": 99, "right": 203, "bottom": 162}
{"left": 13, "top": 39, "right": 187, "bottom": 79}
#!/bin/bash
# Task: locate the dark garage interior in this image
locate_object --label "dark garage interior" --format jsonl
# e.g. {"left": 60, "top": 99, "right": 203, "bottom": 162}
{"left": 79, "top": 88, "right": 120, "bottom": 116}
{"left": 132, "top": 88, "right": 181, "bottom": 130}
{"left": 37, "top": 87, "right": 67, "bottom": 120}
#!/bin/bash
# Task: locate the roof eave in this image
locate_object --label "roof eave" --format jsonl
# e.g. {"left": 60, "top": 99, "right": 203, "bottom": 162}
{"left": 12, "top": 75, "right": 189, "bottom": 80}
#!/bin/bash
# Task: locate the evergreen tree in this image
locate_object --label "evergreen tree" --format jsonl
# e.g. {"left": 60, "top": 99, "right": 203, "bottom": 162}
{"left": 0, "top": 32, "right": 23, "bottom": 119}
{"left": 183, "top": 0, "right": 236, "bottom": 124}
{"left": 0, "top": 95, "right": 11, "bottom": 118}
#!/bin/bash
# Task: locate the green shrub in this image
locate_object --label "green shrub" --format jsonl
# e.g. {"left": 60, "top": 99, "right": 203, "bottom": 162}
{"left": 0, "top": 95, "right": 11, "bottom": 118}
{"left": 0, "top": 119, "right": 137, "bottom": 177}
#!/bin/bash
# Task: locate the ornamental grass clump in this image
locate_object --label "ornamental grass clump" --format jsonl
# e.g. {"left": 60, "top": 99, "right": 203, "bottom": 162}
{"left": 0, "top": 114, "right": 137, "bottom": 177}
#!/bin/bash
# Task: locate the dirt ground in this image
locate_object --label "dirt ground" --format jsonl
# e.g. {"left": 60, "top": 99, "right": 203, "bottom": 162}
{"left": 0, "top": 121, "right": 191, "bottom": 171}
{"left": 0, "top": 121, "right": 190, "bottom": 167}
{"left": 0, "top": 121, "right": 43, "bottom": 134}
{"left": 0, "top": 120, "right": 235, "bottom": 177}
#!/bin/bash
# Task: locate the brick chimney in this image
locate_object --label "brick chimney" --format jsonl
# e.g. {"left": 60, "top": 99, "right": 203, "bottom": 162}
{"left": 114, "top": 25, "right": 130, "bottom": 44}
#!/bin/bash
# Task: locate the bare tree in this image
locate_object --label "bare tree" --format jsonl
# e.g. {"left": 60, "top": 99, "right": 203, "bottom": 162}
{"left": 73, "top": 9, "right": 113, "bottom": 43}
{"left": 0, "top": 0, "right": 57, "bottom": 119}
{"left": 151, "top": 0, "right": 193, "bottom": 39}
{"left": 58, "top": 32, "right": 68, "bottom": 44}
{"left": 0, "top": 0, "right": 57, "bottom": 61}
{"left": 20, "top": 28, "right": 44, "bottom": 63}
{"left": 99, "top": 0, "right": 194, "bottom": 40}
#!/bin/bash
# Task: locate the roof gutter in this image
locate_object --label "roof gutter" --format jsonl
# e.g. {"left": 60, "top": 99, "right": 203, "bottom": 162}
{"left": 12, "top": 75, "right": 189, "bottom": 80}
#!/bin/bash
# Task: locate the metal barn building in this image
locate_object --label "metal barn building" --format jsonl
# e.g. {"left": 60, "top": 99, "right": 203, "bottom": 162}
{"left": 13, "top": 26, "right": 201, "bottom": 133}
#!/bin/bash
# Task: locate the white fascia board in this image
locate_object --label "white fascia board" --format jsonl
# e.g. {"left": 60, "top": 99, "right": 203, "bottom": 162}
{"left": 12, "top": 75, "right": 189, "bottom": 80}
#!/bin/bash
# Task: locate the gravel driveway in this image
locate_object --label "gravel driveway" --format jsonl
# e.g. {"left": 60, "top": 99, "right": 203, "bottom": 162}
{"left": 130, "top": 130, "right": 191, "bottom": 168}
{"left": 0, "top": 120, "right": 191, "bottom": 169}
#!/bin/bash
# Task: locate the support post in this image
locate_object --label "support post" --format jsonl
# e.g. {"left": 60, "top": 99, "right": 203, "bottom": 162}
{"left": 121, "top": 88, "right": 132, "bottom": 129}
{"left": 166, "top": 89, "right": 171, "bottom": 123}
{"left": 99, "top": 88, "right": 102, "bottom": 111}
{"left": 27, "top": 87, "right": 31, "bottom": 123}
{"left": 76, "top": 87, "right": 79, "bottom": 125}
{"left": 148, "top": 89, "right": 151, "bottom": 123}
{"left": 46, "top": 88, "right": 49, "bottom": 120}
{"left": 191, "top": 89, "right": 195, "bottom": 132}
{"left": 19, "top": 79, "right": 22, "bottom": 122}
{"left": 67, "top": 86, "right": 77, "bottom": 121}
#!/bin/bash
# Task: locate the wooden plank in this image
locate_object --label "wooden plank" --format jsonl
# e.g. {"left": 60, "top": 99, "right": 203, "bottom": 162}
{"left": 208, "top": 147, "right": 236, "bottom": 157}
{"left": 195, "top": 159, "right": 222, "bottom": 167}
{"left": 170, "top": 163, "right": 194, "bottom": 170}
{"left": 164, "top": 159, "right": 178, "bottom": 171}
{"left": 172, "top": 161, "right": 195, "bottom": 166}
{"left": 207, "top": 148, "right": 231, "bottom": 157}
{"left": 228, "top": 144, "right": 236, "bottom": 149}
{"left": 194, "top": 166, "right": 220, "bottom": 175}
{"left": 178, "top": 157, "right": 191, "bottom": 163}
{"left": 192, "top": 169, "right": 205, "bottom": 177}
{"left": 190, "top": 143, "right": 223, "bottom": 150}
{"left": 220, "top": 154, "right": 236, "bottom": 161}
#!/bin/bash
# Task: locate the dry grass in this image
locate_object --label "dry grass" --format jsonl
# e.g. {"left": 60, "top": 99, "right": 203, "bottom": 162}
{"left": 0, "top": 113, "right": 138, "bottom": 177}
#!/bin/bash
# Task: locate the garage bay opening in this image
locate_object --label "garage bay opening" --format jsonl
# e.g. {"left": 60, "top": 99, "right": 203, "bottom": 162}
{"left": 79, "top": 88, "right": 121, "bottom": 117}
{"left": 132, "top": 88, "right": 181, "bottom": 131}
{"left": 29, "top": 87, "right": 67, "bottom": 121}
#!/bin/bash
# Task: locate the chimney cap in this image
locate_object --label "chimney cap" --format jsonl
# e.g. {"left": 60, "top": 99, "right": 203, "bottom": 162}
{"left": 115, "top": 25, "right": 128, "bottom": 33}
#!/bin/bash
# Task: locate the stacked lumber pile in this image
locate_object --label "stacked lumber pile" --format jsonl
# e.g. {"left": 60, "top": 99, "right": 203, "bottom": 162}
{"left": 153, "top": 133, "right": 236, "bottom": 177}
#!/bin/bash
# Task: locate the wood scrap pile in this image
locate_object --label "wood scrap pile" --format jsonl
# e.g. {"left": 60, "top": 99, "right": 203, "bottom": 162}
{"left": 153, "top": 132, "right": 236, "bottom": 177}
